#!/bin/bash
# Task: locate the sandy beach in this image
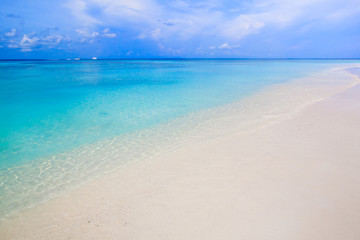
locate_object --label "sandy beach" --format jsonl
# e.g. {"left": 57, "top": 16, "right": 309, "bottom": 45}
{"left": 1, "top": 67, "right": 360, "bottom": 240}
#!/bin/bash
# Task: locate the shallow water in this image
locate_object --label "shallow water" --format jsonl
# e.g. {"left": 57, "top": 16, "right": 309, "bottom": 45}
{"left": 0, "top": 59, "right": 359, "bottom": 218}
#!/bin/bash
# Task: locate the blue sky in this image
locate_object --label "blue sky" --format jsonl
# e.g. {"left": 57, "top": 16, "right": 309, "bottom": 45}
{"left": 0, "top": 0, "right": 359, "bottom": 59}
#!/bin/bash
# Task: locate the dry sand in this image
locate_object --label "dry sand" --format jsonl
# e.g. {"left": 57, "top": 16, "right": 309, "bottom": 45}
{"left": 1, "top": 68, "right": 360, "bottom": 240}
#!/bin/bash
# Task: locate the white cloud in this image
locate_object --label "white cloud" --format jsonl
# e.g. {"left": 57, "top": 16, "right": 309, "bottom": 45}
{"left": 66, "top": 0, "right": 160, "bottom": 26}
{"left": 20, "top": 48, "right": 32, "bottom": 52}
{"left": 157, "top": 42, "right": 182, "bottom": 55}
{"left": 150, "top": 28, "right": 161, "bottom": 40}
{"left": 43, "top": 35, "right": 63, "bottom": 44}
{"left": 5, "top": 29, "right": 17, "bottom": 37}
{"left": 218, "top": 43, "right": 241, "bottom": 49}
{"left": 91, "top": 32, "right": 99, "bottom": 37}
{"left": 76, "top": 29, "right": 98, "bottom": 37}
{"left": 98, "top": 0, "right": 160, "bottom": 21}
{"left": 64, "top": 0, "right": 281, "bottom": 43}
{"left": 102, "top": 28, "right": 116, "bottom": 38}
{"left": 63, "top": 0, "right": 360, "bottom": 51}
{"left": 222, "top": 15, "right": 265, "bottom": 40}
{"left": 251, "top": 0, "right": 360, "bottom": 28}
{"left": 4, "top": 33, "right": 63, "bottom": 52}
{"left": 2, "top": 0, "right": 358, "bottom": 55}
{"left": 103, "top": 33, "right": 116, "bottom": 38}
{"left": 19, "top": 34, "right": 39, "bottom": 51}
{"left": 76, "top": 28, "right": 116, "bottom": 40}
{"left": 218, "top": 43, "right": 231, "bottom": 49}
{"left": 324, "top": 2, "right": 360, "bottom": 21}
{"left": 7, "top": 44, "right": 18, "bottom": 48}
{"left": 66, "top": 0, "right": 101, "bottom": 26}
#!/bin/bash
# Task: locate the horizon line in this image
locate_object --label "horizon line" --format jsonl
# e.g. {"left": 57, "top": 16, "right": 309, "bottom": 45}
{"left": 1, "top": 57, "right": 360, "bottom": 61}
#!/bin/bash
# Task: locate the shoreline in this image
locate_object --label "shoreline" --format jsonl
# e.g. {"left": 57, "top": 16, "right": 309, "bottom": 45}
{"left": 1, "top": 66, "right": 360, "bottom": 239}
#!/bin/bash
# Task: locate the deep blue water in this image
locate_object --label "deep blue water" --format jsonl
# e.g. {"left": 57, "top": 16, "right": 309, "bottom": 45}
{"left": 0, "top": 59, "right": 358, "bottom": 169}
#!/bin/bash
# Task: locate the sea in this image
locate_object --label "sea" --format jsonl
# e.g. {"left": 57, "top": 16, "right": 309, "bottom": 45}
{"left": 0, "top": 59, "right": 359, "bottom": 218}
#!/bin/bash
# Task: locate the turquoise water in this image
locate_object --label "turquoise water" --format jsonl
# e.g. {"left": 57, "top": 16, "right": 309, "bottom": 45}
{"left": 0, "top": 59, "right": 359, "bottom": 217}
{"left": 0, "top": 59, "right": 358, "bottom": 169}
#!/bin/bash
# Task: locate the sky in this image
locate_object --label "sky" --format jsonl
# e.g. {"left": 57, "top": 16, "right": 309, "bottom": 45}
{"left": 0, "top": 0, "right": 359, "bottom": 59}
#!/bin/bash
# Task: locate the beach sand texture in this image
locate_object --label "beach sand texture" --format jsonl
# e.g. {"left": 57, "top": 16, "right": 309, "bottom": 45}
{"left": 1, "top": 67, "right": 360, "bottom": 240}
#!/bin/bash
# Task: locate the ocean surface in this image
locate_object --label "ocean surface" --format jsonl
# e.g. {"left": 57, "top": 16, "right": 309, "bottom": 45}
{"left": 0, "top": 59, "right": 359, "bottom": 218}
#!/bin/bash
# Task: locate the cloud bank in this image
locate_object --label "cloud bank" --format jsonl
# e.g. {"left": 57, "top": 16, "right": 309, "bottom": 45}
{"left": 0, "top": 0, "right": 359, "bottom": 58}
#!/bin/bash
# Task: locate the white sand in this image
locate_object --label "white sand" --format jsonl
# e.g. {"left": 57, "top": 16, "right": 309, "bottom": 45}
{"left": 1, "top": 67, "right": 360, "bottom": 239}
